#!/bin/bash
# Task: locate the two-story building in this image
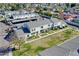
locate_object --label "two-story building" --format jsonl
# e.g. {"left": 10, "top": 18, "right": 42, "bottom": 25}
{"left": 12, "top": 17, "right": 67, "bottom": 39}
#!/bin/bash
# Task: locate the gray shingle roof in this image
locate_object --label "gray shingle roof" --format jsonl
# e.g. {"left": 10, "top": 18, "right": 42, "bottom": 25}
{"left": 14, "top": 29, "right": 26, "bottom": 39}
{"left": 25, "top": 18, "right": 52, "bottom": 29}
{"left": 13, "top": 17, "right": 53, "bottom": 29}
{"left": 13, "top": 17, "right": 65, "bottom": 32}
{"left": 51, "top": 18, "right": 60, "bottom": 23}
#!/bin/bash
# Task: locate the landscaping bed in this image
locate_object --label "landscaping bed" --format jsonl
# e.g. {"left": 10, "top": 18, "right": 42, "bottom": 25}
{"left": 27, "top": 35, "right": 39, "bottom": 41}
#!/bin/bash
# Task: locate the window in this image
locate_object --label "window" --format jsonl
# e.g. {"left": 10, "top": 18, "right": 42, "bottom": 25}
{"left": 31, "top": 33, "right": 35, "bottom": 35}
{"left": 27, "top": 35, "right": 29, "bottom": 37}
{"left": 32, "top": 28, "right": 36, "bottom": 31}
{"left": 32, "top": 29, "right": 33, "bottom": 31}
{"left": 41, "top": 26, "right": 43, "bottom": 28}
{"left": 48, "top": 24, "right": 50, "bottom": 26}
{"left": 34, "top": 28, "right": 36, "bottom": 31}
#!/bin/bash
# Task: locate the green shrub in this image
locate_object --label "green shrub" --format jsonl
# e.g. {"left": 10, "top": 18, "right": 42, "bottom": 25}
{"left": 21, "top": 44, "right": 31, "bottom": 50}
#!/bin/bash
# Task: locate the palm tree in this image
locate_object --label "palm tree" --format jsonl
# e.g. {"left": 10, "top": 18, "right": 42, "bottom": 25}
{"left": 11, "top": 38, "right": 24, "bottom": 50}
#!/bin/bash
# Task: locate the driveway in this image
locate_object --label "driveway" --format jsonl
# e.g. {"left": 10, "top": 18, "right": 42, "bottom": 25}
{"left": 59, "top": 36, "right": 79, "bottom": 52}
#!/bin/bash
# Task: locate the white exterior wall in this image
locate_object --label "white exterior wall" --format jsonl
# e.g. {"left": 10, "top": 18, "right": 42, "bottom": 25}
{"left": 13, "top": 13, "right": 39, "bottom": 19}
{"left": 13, "top": 15, "right": 27, "bottom": 19}
{"left": 54, "top": 22, "right": 64, "bottom": 26}
{"left": 5, "top": 11, "right": 20, "bottom": 16}
{"left": 24, "top": 21, "right": 66, "bottom": 38}
{"left": 24, "top": 23, "right": 53, "bottom": 38}
{"left": 54, "top": 21, "right": 67, "bottom": 27}
{"left": 30, "top": 23, "right": 52, "bottom": 34}
{"left": 25, "top": 33, "right": 32, "bottom": 37}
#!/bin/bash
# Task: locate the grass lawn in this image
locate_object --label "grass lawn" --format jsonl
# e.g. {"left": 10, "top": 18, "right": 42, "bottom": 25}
{"left": 13, "top": 43, "right": 47, "bottom": 56}
{"left": 12, "top": 27, "right": 79, "bottom": 56}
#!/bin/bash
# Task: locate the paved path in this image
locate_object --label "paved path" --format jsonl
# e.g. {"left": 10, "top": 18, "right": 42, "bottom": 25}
{"left": 25, "top": 27, "right": 70, "bottom": 44}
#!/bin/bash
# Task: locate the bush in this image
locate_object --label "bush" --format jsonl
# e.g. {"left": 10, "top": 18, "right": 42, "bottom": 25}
{"left": 28, "top": 35, "right": 39, "bottom": 39}
{"left": 21, "top": 44, "right": 31, "bottom": 51}
{"left": 44, "top": 12, "right": 52, "bottom": 17}
{"left": 13, "top": 44, "right": 32, "bottom": 56}
{"left": 13, "top": 50, "right": 23, "bottom": 56}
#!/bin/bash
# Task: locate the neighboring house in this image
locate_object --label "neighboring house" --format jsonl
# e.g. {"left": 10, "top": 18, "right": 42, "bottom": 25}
{"left": 4, "top": 13, "right": 40, "bottom": 26}
{"left": 4, "top": 11, "right": 20, "bottom": 17}
{"left": 4, "top": 10, "right": 28, "bottom": 16}
{"left": 5, "top": 13, "right": 39, "bottom": 22}
{"left": 51, "top": 18, "right": 67, "bottom": 28}
{"left": 65, "top": 18, "right": 79, "bottom": 27}
{"left": 11, "top": 13, "right": 39, "bottom": 19}
{"left": 2, "top": 10, "right": 29, "bottom": 21}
